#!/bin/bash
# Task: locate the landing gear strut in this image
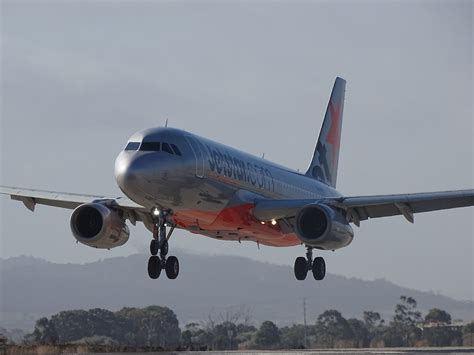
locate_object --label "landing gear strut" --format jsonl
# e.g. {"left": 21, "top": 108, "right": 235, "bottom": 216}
{"left": 294, "top": 246, "right": 326, "bottom": 281}
{"left": 147, "top": 210, "right": 179, "bottom": 280}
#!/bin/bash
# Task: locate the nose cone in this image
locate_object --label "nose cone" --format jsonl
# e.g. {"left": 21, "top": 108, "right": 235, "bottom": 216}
{"left": 115, "top": 152, "right": 145, "bottom": 197}
{"left": 115, "top": 149, "right": 187, "bottom": 206}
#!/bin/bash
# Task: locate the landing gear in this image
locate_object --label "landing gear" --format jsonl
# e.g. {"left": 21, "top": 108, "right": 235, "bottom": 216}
{"left": 165, "top": 256, "right": 179, "bottom": 279}
{"left": 147, "top": 209, "right": 178, "bottom": 280}
{"left": 294, "top": 246, "right": 326, "bottom": 281}
{"left": 150, "top": 239, "right": 159, "bottom": 256}
{"left": 294, "top": 257, "right": 308, "bottom": 280}
{"left": 312, "top": 256, "right": 326, "bottom": 281}
{"left": 148, "top": 255, "right": 161, "bottom": 279}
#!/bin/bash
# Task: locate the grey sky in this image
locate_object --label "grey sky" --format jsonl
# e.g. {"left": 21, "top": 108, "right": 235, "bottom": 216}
{"left": 1, "top": 1, "right": 472, "bottom": 301}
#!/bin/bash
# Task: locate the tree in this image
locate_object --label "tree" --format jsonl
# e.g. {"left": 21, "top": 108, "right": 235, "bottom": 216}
{"left": 116, "top": 306, "right": 180, "bottom": 349}
{"left": 254, "top": 321, "right": 280, "bottom": 349}
{"left": 347, "top": 318, "right": 369, "bottom": 347}
{"left": 424, "top": 308, "right": 451, "bottom": 324}
{"left": 280, "top": 324, "right": 307, "bottom": 349}
{"left": 463, "top": 322, "right": 474, "bottom": 346}
{"left": 315, "top": 310, "right": 353, "bottom": 348}
{"left": 203, "top": 307, "right": 253, "bottom": 350}
{"left": 181, "top": 323, "right": 208, "bottom": 350}
{"left": 393, "top": 296, "right": 422, "bottom": 325}
{"left": 210, "top": 321, "right": 238, "bottom": 350}
{"left": 50, "top": 310, "right": 94, "bottom": 343}
{"left": 423, "top": 326, "right": 460, "bottom": 347}
{"left": 236, "top": 323, "right": 257, "bottom": 334}
{"left": 48, "top": 308, "right": 122, "bottom": 343}
{"left": 363, "top": 311, "right": 384, "bottom": 329}
{"left": 383, "top": 296, "right": 422, "bottom": 347}
{"left": 464, "top": 322, "right": 474, "bottom": 335}
{"left": 422, "top": 308, "right": 458, "bottom": 346}
{"left": 363, "top": 311, "right": 385, "bottom": 345}
{"left": 235, "top": 323, "right": 257, "bottom": 349}
{"left": 29, "top": 317, "right": 58, "bottom": 345}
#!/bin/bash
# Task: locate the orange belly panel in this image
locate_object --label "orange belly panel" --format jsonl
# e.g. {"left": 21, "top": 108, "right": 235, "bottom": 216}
{"left": 171, "top": 203, "right": 300, "bottom": 247}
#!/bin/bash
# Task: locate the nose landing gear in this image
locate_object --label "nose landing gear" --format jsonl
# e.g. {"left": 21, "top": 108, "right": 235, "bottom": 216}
{"left": 294, "top": 246, "right": 326, "bottom": 281}
{"left": 147, "top": 210, "right": 179, "bottom": 280}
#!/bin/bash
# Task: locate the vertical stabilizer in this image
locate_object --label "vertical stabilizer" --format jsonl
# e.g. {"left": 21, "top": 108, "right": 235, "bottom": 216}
{"left": 305, "top": 77, "right": 346, "bottom": 187}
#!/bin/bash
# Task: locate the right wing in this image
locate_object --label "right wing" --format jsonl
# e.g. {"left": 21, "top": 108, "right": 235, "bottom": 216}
{"left": 252, "top": 189, "right": 474, "bottom": 226}
{"left": 332, "top": 190, "right": 474, "bottom": 225}
{"left": 0, "top": 186, "right": 149, "bottom": 226}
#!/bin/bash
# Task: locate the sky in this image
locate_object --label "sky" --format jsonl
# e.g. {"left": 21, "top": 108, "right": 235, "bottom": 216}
{"left": 1, "top": 0, "right": 472, "bottom": 301}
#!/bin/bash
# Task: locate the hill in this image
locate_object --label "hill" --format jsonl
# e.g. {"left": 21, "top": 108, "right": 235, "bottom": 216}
{"left": 1, "top": 253, "right": 472, "bottom": 330}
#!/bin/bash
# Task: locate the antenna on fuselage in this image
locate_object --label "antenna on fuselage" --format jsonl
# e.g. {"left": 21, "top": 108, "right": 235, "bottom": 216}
{"left": 164, "top": 118, "right": 169, "bottom": 128}
{"left": 262, "top": 153, "right": 265, "bottom": 159}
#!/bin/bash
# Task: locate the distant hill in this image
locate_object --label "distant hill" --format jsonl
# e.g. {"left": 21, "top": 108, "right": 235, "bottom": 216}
{"left": 1, "top": 253, "right": 472, "bottom": 330}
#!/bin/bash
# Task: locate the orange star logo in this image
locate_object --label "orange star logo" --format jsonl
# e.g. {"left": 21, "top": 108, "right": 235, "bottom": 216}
{"left": 325, "top": 102, "right": 341, "bottom": 166}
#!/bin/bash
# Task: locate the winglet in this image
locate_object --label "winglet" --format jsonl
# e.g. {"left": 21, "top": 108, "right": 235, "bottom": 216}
{"left": 305, "top": 77, "right": 346, "bottom": 187}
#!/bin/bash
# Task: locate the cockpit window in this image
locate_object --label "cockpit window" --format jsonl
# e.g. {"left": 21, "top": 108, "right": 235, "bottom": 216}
{"left": 138, "top": 141, "right": 182, "bottom": 156}
{"left": 161, "top": 143, "right": 173, "bottom": 154}
{"left": 140, "top": 142, "right": 161, "bottom": 151}
{"left": 170, "top": 144, "right": 182, "bottom": 156}
{"left": 125, "top": 142, "right": 140, "bottom": 151}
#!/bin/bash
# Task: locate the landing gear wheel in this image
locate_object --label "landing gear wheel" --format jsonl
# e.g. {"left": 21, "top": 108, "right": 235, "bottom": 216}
{"left": 148, "top": 256, "right": 161, "bottom": 279}
{"left": 294, "top": 257, "right": 308, "bottom": 280}
{"left": 165, "top": 256, "right": 179, "bottom": 279}
{"left": 312, "top": 257, "right": 326, "bottom": 280}
{"left": 150, "top": 239, "right": 159, "bottom": 256}
{"left": 160, "top": 240, "right": 169, "bottom": 257}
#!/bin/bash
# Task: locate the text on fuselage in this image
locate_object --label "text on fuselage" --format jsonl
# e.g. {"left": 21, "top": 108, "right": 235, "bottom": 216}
{"left": 205, "top": 145, "right": 275, "bottom": 192}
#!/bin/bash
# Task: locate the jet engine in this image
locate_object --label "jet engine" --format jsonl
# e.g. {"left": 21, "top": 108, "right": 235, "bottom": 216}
{"left": 294, "top": 204, "right": 353, "bottom": 250}
{"left": 70, "top": 203, "right": 129, "bottom": 249}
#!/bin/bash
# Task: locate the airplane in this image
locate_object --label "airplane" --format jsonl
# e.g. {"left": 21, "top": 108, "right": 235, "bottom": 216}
{"left": 1, "top": 77, "right": 473, "bottom": 281}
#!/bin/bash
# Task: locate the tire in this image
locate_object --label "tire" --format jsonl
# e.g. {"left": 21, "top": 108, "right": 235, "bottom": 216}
{"left": 150, "top": 239, "right": 159, "bottom": 256}
{"left": 312, "top": 257, "right": 326, "bottom": 281}
{"left": 294, "top": 257, "right": 308, "bottom": 280}
{"left": 165, "top": 256, "right": 179, "bottom": 279}
{"left": 160, "top": 240, "right": 169, "bottom": 256}
{"left": 148, "top": 256, "right": 161, "bottom": 279}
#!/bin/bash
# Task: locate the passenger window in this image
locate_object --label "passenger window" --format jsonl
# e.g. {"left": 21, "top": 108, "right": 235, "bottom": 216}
{"left": 170, "top": 144, "right": 182, "bottom": 156}
{"left": 140, "top": 142, "right": 161, "bottom": 151}
{"left": 162, "top": 143, "right": 173, "bottom": 154}
{"left": 125, "top": 142, "right": 140, "bottom": 151}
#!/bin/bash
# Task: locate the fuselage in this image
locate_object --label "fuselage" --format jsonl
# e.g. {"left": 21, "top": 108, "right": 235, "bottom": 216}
{"left": 115, "top": 127, "right": 341, "bottom": 247}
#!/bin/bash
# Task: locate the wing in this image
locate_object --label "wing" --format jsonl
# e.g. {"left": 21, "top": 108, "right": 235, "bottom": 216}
{"left": 0, "top": 185, "right": 148, "bottom": 225}
{"left": 252, "top": 189, "right": 474, "bottom": 226}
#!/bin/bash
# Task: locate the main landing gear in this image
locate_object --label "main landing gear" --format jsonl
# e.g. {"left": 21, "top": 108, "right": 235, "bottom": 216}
{"left": 294, "top": 246, "right": 326, "bottom": 281}
{"left": 147, "top": 210, "right": 179, "bottom": 280}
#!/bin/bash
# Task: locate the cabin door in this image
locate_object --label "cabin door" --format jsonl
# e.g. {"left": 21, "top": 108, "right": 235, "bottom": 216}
{"left": 185, "top": 135, "right": 205, "bottom": 178}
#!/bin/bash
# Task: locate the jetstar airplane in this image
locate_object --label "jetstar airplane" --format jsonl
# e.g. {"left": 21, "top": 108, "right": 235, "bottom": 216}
{"left": 1, "top": 77, "right": 473, "bottom": 281}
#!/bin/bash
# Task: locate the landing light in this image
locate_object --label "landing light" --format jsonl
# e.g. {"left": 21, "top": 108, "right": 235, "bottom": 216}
{"left": 271, "top": 219, "right": 277, "bottom": 226}
{"left": 152, "top": 208, "right": 160, "bottom": 216}
{"left": 260, "top": 221, "right": 265, "bottom": 225}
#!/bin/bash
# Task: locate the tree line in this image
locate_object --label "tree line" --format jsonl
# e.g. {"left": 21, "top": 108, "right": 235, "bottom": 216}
{"left": 23, "top": 296, "right": 474, "bottom": 350}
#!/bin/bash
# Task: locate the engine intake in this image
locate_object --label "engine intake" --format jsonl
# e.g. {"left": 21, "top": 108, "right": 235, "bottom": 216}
{"left": 295, "top": 204, "right": 353, "bottom": 250}
{"left": 70, "top": 203, "right": 129, "bottom": 249}
{"left": 297, "top": 205, "right": 328, "bottom": 240}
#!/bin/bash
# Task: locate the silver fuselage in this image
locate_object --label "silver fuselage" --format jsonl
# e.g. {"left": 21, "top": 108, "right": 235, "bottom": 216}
{"left": 115, "top": 127, "right": 341, "bottom": 246}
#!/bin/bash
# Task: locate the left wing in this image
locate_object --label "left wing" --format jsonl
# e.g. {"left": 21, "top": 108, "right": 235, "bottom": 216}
{"left": 252, "top": 189, "right": 474, "bottom": 226}
{"left": 0, "top": 186, "right": 148, "bottom": 225}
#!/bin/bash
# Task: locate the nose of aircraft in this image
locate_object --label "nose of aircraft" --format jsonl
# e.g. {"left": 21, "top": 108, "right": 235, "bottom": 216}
{"left": 115, "top": 148, "right": 188, "bottom": 205}
{"left": 114, "top": 152, "right": 148, "bottom": 197}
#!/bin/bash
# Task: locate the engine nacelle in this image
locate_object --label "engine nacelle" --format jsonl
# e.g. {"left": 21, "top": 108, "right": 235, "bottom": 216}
{"left": 70, "top": 203, "right": 129, "bottom": 249}
{"left": 294, "top": 204, "right": 354, "bottom": 250}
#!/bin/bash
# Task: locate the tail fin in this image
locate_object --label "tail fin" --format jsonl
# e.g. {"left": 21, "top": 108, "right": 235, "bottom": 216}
{"left": 305, "top": 77, "right": 346, "bottom": 187}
